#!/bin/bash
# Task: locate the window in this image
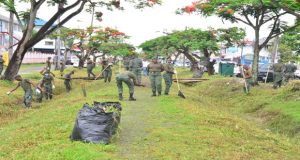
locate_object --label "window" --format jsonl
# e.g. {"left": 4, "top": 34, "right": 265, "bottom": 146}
{"left": 45, "top": 41, "right": 54, "bottom": 46}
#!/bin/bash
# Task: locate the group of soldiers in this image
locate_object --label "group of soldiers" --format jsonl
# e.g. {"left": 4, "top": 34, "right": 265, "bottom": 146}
{"left": 6, "top": 56, "right": 76, "bottom": 108}
{"left": 117, "top": 55, "right": 174, "bottom": 101}
{"left": 242, "top": 60, "right": 298, "bottom": 94}
{"left": 272, "top": 60, "right": 298, "bottom": 89}
{"left": 4, "top": 54, "right": 175, "bottom": 108}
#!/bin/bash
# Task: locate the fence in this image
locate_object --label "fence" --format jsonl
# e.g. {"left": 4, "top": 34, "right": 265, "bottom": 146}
{"left": 22, "top": 52, "right": 55, "bottom": 64}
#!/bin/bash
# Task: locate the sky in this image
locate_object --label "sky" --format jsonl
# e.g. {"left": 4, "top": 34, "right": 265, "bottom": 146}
{"left": 0, "top": 0, "right": 295, "bottom": 46}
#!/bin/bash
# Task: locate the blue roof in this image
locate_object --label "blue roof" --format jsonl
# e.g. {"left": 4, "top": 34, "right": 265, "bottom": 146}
{"left": 34, "top": 18, "right": 48, "bottom": 26}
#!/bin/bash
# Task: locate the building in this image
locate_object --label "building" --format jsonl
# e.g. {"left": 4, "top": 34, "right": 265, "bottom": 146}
{"left": 0, "top": 13, "right": 22, "bottom": 51}
{"left": 32, "top": 18, "right": 65, "bottom": 53}
{"left": 0, "top": 14, "right": 64, "bottom": 54}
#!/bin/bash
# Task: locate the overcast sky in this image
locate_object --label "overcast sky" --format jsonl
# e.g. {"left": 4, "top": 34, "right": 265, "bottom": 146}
{"left": 0, "top": 0, "right": 295, "bottom": 46}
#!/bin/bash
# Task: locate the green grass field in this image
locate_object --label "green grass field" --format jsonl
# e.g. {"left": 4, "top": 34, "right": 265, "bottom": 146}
{"left": 0, "top": 68, "right": 300, "bottom": 159}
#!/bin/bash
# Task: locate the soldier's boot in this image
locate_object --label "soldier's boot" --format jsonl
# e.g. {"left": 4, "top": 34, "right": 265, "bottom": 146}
{"left": 119, "top": 93, "right": 123, "bottom": 101}
{"left": 164, "top": 92, "right": 169, "bottom": 95}
{"left": 129, "top": 93, "right": 136, "bottom": 101}
{"left": 158, "top": 92, "right": 161, "bottom": 96}
{"left": 151, "top": 92, "right": 156, "bottom": 97}
{"left": 49, "top": 95, "right": 53, "bottom": 100}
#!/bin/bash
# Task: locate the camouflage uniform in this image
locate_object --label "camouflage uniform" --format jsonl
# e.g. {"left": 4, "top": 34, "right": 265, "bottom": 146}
{"left": 87, "top": 59, "right": 95, "bottom": 78}
{"left": 116, "top": 71, "right": 138, "bottom": 100}
{"left": 0, "top": 56, "right": 3, "bottom": 76}
{"left": 46, "top": 59, "right": 51, "bottom": 71}
{"left": 20, "top": 79, "right": 33, "bottom": 108}
{"left": 283, "top": 63, "right": 297, "bottom": 84}
{"left": 243, "top": 67, "right": 253, "bottom": 93}
{"left": 147, "top": 62, "right": 164, "bottom": 96}
{"left": 35, "top": 81, "right": 43, "bottom": 103}
{"left": 129, "top": 57, "right": 143, "bottom": 85}
{"left": 102, "top": 60, "right": 112, "bottom": 83}
{"left": 41, "top": 73, "right": 54, "bottom": 100}
{"left": 272, "top": 61, "right": 284, "bottom": 89}
{"left": 60, "top": 60, "right": 65, "bottom": 76}
{"left": 123, "top": 57, "right": 130, "bottom": 71}
{"left": 64, "top": 72, "right": 73, "bottom": 93}
{"left": 163, "top": 62, "right": 174, "bottom": 95}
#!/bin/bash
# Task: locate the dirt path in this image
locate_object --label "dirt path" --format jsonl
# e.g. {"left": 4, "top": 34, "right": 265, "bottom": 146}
{"left": 116, "top": 85, "right": 158, "bottom": 159}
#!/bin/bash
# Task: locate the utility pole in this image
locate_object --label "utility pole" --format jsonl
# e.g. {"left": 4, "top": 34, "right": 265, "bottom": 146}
{"left": 8, "top": 0, "right": 14, "bottom": 60}
{"left": 55, "top": 3, "right": 63, "bottom": 70}
{"left": 271, "top": 20, "right": 280, "bottom": 64}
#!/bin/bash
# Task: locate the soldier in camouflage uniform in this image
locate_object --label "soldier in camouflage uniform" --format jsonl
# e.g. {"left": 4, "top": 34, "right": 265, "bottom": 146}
{"left": 116, "top": 71, "right": 139, "bottom": 101}
{"left": 64, "top": 71, "right": 75, "bottom": 93}
{"left": 59, "top": 59, "right": 65, "bottom": 77}
{"left": 102, "top": 59, "right": 112, "bottom": 83}
{"left": 283, "top": 60, "right": 297, "bottom": 85}
{"left": 46, "top": 57, "right": 52, "bottom": 71}
{"left": 123, "top": 57, "right": 130, "bottom": 71}
{"left": 129, "top": 55, "right": 143, "bottom": 85}
{"left": 242, "top": 65, "right": 253, "bottom": 94}
{"left": 163, "top": 59, "right": 174, "bottom": 95}
{"left": 272, "top": 59, "right": 285, "bottom": 89}
{"left": 147, "top": 58, "right": 164, "bottom": 96}
{"left": 35, "top": 81, "right": 43, "bottom": 103}
{"left": 39, "top": 71, "right": 55, "bottom": 100}
{"left": 87, "top": 58, "right": 96, "bottom": 79}
{"left": 7, "top": 75, "right": 35, "bottom": 108}
{"left": 0, "top": 55, "right": 4, "bottom": 76}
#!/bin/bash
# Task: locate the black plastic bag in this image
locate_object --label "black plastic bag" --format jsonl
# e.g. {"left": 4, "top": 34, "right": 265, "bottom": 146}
{"left": 70, "top": 102, "right": 121, "bottom": 144}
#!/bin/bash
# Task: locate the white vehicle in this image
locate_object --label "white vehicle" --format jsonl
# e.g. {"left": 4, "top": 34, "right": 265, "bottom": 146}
{"left": 295, "top": 69, "right": 300, "bottom": 79}
{"left": 72, "top": 56, "right": 87, "bottom": 68}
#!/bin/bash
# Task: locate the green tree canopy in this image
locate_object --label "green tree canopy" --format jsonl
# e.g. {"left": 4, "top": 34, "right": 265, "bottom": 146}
{"left": 139, "top": 27, "right": 245, "bottom": 66}
{"left": 179, "top": 0, "right": 299, "bottom": 83}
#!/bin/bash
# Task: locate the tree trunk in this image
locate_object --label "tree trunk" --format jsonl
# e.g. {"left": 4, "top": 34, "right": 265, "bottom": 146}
{"left": 4, "top": 43, "right": 28, "bottom": 80}
{"left": 182, "top": 50, "right": 197, "bottom": 66}
{"left": 252, "top": 29, "right": 261, "bottom": 84}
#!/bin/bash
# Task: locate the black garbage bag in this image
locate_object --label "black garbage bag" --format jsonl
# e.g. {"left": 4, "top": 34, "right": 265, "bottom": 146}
{"left": 70, "top": 101, "right": 122, "bottom": 144}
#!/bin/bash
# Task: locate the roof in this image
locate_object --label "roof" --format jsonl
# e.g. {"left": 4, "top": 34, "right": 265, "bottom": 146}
{"left": 34, "top": 18, "right": 48, "bottom": 26}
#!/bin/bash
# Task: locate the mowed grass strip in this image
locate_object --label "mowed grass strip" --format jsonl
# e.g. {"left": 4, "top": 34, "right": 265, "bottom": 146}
{"left": 0, "top": 68, "right": 299, "bottom": 159}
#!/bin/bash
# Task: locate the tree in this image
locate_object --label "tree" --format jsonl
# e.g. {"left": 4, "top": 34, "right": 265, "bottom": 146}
{"left": 277, "top": 25, "right": 300, "bottom": 62}
{"left": 0, "top": 0, "right": 161, "bottom": 80}
{"left": 139, "top": 27, "right": 245, "bottom": 68}
{"left": 179, "top": 0, "right": 300, "bottom": 83}
{"left": 59, "top": 26, "right": 128, "bottom": 68}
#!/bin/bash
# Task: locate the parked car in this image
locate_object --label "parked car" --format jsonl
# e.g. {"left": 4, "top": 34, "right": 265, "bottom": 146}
{"left": 257, "top": 63, "right": 273, "bottom": 82}
{"left": 72, "top": 56, "right": 87, "bottom": 68}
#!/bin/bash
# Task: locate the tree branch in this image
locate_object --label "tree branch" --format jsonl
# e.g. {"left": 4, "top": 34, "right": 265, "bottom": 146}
{"left": 32, "top": 0, "right": 82, "bottom": 42}
{"left": 263, "top": 12, "right": 288, "bottom": 25}
{"left": 26, "top": 0, "right": 87, "bottom": 48}
{"left": 242, "top": 8, "right": 255, "bottom": 28}
{"left": 259, "top": 16, "right": 279, "bottom": 50}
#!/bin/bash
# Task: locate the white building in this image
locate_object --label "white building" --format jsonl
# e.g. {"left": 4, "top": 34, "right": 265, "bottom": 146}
{"left": 0, "top": 14, "right": 64, "bottom": 54}
{"left": 0, "top": 14, "right": 22, "bottom": 52}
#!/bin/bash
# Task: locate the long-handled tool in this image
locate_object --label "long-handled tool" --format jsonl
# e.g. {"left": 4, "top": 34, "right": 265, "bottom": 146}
{"left": 240, "top": 66, "right": 248, "bottom": 93}
{"left": 95, "top": 64, "right": 112, "bottom": 80}
{"left": 174, "top": 68, "right": 185, "bottom": 99}
{"left": 265, "top": 65, "right": 270, "bottom": 84}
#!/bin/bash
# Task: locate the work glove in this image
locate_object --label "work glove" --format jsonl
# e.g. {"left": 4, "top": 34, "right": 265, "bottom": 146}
{"left": 108, "top": 63, "right": 113, "bottom": 66}
{"left": 52, "top": 85, "right": 55, "bottom": 89}
{"left": 173, "top": 70, "right": 177, "bottom": 74}
{"left": 36, "top": 89, "right": 41, "bottom": 94}
{"left": 6, "top": 91, "right": 11, "bottom": 95}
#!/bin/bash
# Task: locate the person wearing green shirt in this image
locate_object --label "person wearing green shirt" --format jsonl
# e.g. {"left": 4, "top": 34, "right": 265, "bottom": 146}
{"left": 7, "top": 75, "right": 35, "bottom": 108}
{"left": 163, "top": 59, "right": 174, "bottom": 95}
{"left": 116, "top": 71, "right": 141, "bottom": 101}
{"left": 147, "top": 58, "right": 164, "bottom": 96}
